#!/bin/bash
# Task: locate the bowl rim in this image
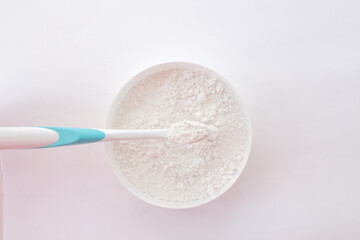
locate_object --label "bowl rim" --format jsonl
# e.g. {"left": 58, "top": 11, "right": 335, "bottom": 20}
{"left": 104, "top": 62, "right": 252, "bottom": 209}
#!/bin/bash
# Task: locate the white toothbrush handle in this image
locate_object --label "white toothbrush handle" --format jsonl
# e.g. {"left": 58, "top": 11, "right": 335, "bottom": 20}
{"left": 0, "top": 127, "right": 59, "bottom": 149}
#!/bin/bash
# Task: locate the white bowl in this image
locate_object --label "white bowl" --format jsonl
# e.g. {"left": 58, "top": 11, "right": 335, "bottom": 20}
{"left": 105, "top": 62, "right": 252, "bottom": 209}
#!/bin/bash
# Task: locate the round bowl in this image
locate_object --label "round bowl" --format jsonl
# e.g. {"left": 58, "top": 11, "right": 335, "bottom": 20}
{"left": 105, "top": 62, "right": 252, "bottom": 209}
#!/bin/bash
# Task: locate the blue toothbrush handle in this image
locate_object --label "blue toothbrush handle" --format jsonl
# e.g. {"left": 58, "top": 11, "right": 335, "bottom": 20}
{"left": 0, "top": 127, "right": 106, "bottom": 149}
{"left": 40, "top": 127, "right": 106, "bottom": 148}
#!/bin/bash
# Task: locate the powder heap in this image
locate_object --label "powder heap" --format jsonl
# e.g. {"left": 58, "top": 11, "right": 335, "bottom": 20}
{"left": 168, "top": 120, "right": 213, "bottom": 144}
{"left": 112, "top": 67, "right": 250, "bottom": 202}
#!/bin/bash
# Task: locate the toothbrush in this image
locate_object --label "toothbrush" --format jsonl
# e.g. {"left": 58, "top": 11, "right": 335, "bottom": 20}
{"left": 0, "top": 121, "right": 216, "bottom": 149}
{"left": 0, "top": 127, "right": 169, "bottom": 149}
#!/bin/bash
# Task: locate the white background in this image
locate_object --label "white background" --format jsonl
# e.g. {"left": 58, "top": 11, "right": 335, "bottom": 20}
{"left": 1, "top": 0, "right": 360, "bottom": 239}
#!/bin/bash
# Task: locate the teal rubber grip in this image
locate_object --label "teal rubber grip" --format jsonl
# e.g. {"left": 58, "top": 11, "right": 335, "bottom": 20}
{"left": 40, "top": 127, "right": 106, "bottom": 148}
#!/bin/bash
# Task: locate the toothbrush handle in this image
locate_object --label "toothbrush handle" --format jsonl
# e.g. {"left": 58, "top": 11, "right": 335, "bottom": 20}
{"left": 0, "top": 127, "right": 105, "bottom": 149}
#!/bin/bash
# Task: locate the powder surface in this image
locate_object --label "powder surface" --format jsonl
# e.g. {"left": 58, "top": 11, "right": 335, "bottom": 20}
{"left": 112, "top": 67, "right": 250, "bottom": 202}
{"left": 168, "top": 121, "right": 212, "bottom": 144}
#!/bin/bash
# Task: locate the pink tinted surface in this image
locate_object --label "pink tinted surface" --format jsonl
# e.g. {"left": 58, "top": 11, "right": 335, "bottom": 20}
{"left": 1, "top": 0, "right": 360, "bottom": 239}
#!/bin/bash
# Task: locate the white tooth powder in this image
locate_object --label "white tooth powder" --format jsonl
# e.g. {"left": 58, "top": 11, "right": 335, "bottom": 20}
{"left": 168, "top": 120, "right": 216, "bottom": 145}
{"left": 112, "top": 67, "right": 251, "bottom": 202}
